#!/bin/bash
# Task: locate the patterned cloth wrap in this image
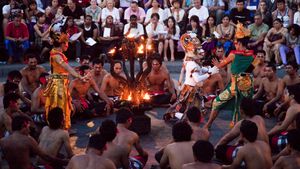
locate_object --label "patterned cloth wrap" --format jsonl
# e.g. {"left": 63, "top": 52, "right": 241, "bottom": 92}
{"left": 270, "top": 131, "right": 288, "bottom": 153}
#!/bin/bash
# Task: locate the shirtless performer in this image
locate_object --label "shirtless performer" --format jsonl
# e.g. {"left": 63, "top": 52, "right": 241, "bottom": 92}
{"left": 69, "top": 65, "right": 113, "bottom": 116}
{"left": 222, "top": 120, "right": 272, "bottom": 169}
{"left": 145, "top": 55, "right": 176, "bottom": 105}
{"left": 160, "top": 122, "right": 195, "bottom": 169}
{"left": 31, "top": 73, "right": 49, "bottom": 115}
{"left": 186, "top": 107, "right": 210, "bottom": 141}
{"left": 215, "top": 98, "right": 269, "bottom": 164}
{"left": 253, "top": 63, "right": 284, "bottom": 117}
{"left": 114, "top": 108, "right": 148, "bottom": 168}
{"left": 91, "top": 58, "right": 108, "bottom": 90}
{"left": 20, "top": 54, "right": 46, "bottom": 96}
{"left": 272, "top": 129, "right": 300, "bottom": 169}
{"left": 37, "top": 107, "right": 74, "bottom": 168}
{"left": 0, "top": 115, "right": 68, "bottom": 169}
{"left": 182, "top": 140, "right": 221, "bottom": 169}
{"left": 253, "top": 50, "right": 266, "bottom": 91}
{"left": 99, "top": 119, "right": 130, "bottom": 169}
{"left": 66, "top": 134, "right": 116, "bottom": 169}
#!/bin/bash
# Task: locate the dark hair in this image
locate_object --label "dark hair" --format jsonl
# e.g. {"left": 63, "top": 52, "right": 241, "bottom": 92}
{"left": 288, "top": 24, "right": 300, "bottom": 37}
{"left": 39, "top": 72, "right": 49, "bottom": 84}
{"left": 189, "top": 15, "right": 202, "bottom": 35}
{"left": 240, "top": 120, "right": 258, "bottom": 142}
{"left": 166, "top": 17, "right": 177, "bottom": 35}
{"left": 116, "top": 108, "right": 133, "bottom": 124}
{"left": 186, "top": 107, "right": 201, "bottom": 123}
{"left": 287, "top": 83, "right": 300, "bottom": 103}
{"left": 12, "top": 115, "right": 32, "bottom": 131}
{"left": 273, "top": 18, "right": 283, "bottom": 24}
{"left": 236, "top": 0, "right": 245, "bottom": 4}
{"left": 88, "top": 134, "right": 107, "bottom": 151}
{"left": 61, "top": 16, "right": 74, "bottom": 33}
{"left": 3, "top": 82, "right": 19, "bottom": 95}
{"left": 193, "top": 140, "right": 214, "bottom": 162}
{"left": 85, "top": 14, "right": 93, "bottom": 20}
{"left": 151, "top": 53, "right": 163, "bottom": 65}
{"left": 236, "top": 37, "right": 250, "bottom": 47}
{"left": 36, "top": 12, "right": 45, "bottom": 19}
{"left": 111, "top": 60, "right": 122, "bottom": 73}
{"left": 276, "top": 0, "right": 285, "bottom": 4}
{"left": 130, "top": 14, "right": 138, "bottom": 20}
{"left": 265, "top": 62, "right": 276, "bottom": 72}
{"left": 93, "top": 58, "right": 104, "bottom": 66}
{"left": 255, "top": 49, "right": 266, "bottom": 56}
{"left": 29, "top": 0, "right": 37, "bottom": 6}
{"left": 240, "top": 98, "right": 255, "bottom": 117}
{"left": 222, "top": 14, "right": 230, "bottom": 21}
{"left": 204, "top": 15, "right": 215, "bottom": 37}
{"left": 286, "top": 62, "right": 299, "bottom": 71}
{"left": 287, "top": 129, "right": 300, "bottom": 151}
{"left": 151, "top": 13, "right": 160, "bottom": 20}
{"left": 80, "top": 55, "right": 91, "bottom": 62}
{"left": 3, "top": 93, "right": 20, "bottom": 109}
{"left": 99, "top": 119, "right": 117, "bottom": 142}
{"left": 172, "top": 121, "right": 193, "bottom": 142}
{"left": 48, "top": 107, "right": 64, "bottom": 129}
{"left": 172, "top": 0, "right": 181, "bottom": 6}
{"left": 7, "top": 70, "right": 22, "bottom": 82}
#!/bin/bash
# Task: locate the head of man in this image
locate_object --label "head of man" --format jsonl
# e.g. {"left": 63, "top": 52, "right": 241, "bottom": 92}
{"left": 99, "top": 119, "right": 117, "bottom": 142}
{"left": 285, "top": 62, "right": 299, "bottom": 75}
{"left": 264, "top": 63, "right": 276, "bottom": 79}
{"left": 150, "top": 13, "right": 160, "bottom": 24}
{"left": 79, "top": 65, "right": 91, "bottom": 77}
{"left": 287, "top": 129, "right": 300, "bottom": 152}
{"left": 50, "top": 31, "right": 69, "bottom": 51}
{"left": 84, "top": 15, "right": 93, "bottom": 26}
{"left": 106, "top": 0, "right": 114, "bottom": 9}
{"left": 236, "top": 0, "right": 245, "bottom": 11}
{"left": 39, "top": 72, "right": 50, "bottom": 86}
{"left": 259, "top": 0, "right": 267, "bottom": 12}
{"left": 193, "top": 140, "right": 214, "bottom": 163}
{"left": 13, "top": 14, "right": 22, "bottom": 27}
{"left": 215, "top": 46, "right": 225, "bottom": 59}
{"left": 276, "top": 0, "right": 286, "bottom": 11}
{"left": 186, "top": 107, "right": 201, "bottom": 124}
{"left": 12, "top": 115, "right": 32, "bottom": 135}
{"left": 92, "top": 58, "right": 104, "bottom": 75}
{"left": 112, "top": 61, "right": 123, "bottom": 75}
{"left": 87, "top": 134, "right": 107, "bottom": 155}
{"left": 27, "top": 54, "right": 38, "bottom": 70}
{"left": 172, "top": 0, "right": 180, "bottom": 8}
{"left": 286, "top": 83, "right": 300, "bottom": 104}
{"left": 115, "top": 108, "right": 133, "bottom": 128}
{"left": 130, "top": 1, "right": 139, "bottom": 12}
{"left": 130, "top": 15, "right": 138, "bottom": 27}
{"left": 240, "top": 98, "right": 256, "bottom": 118}
{"left": 90, "top": 0, "right": 97, "bottom": 6}
{"left": 52, "top": 0, "right": 59, "bottom": 7}
{"left": 235, "top": 37, "right": 249, "bottom": 50}
{"left": 3, "top": 93, "right": 20, "bottom": 111}
{"left": 240, "top": 120, "right": 258, "bottom": 143}
{"left": 254, "top": 13, "right": 263, "bottom": 26}
{"left": 151, "top": 54, "right": 162, "bottom": 72}
{"left": 7, "top": 70, "right": 22, "bottom": 84}
{"left": 80, "top": 55, "right": 91, "bottom": 66}
{"left": 193, "top": 0, "right": 201, "bottom": 9}
{"left": 4, "top": 82, "right": 19, "bottom": 95}
{"left": 67, "top": 0, "right": 76, "bottom": 10}
{"left": 172, "top": 121, "right": 193, "bottom": 142}
{"left": 48, "top": 107, "right": 64, "bottom": 130}
{"left": 255, "top": 50, "right": 266, "bottom": 64}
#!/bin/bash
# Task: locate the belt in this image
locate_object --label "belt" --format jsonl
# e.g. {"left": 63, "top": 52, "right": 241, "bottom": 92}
{"left": 50, "top": 74, "right": 68, "bottom": 79}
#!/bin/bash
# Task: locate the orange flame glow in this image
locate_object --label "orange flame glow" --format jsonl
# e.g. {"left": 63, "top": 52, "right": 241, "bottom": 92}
{"left": 127, "top": 33, "right": 135, "bottom": 39}
{"left": 137, "top": 44, "right": 144, "bottom": 54}
{"left": 146, "top": 45, "right": 152, "bottom": 50}
{"left": 143, "top": 92, "right": 150, "bottom": 100}
{"left": 108, "top": 48, "right": 116, "bottom": 55}
{"left": 127, "top": 92, "right": 132, "bottom": 101}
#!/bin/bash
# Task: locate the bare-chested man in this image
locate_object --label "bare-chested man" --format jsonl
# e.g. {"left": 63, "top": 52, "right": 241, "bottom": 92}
{"left": 69, "top": 65, "right": 113, "bottom": 116}
{"left": 253, "top": 63, "right": 284, "bottom": 117}
{"left": 253, "top": 50, "right": 266, "bottom": 90}
{"left": 214, "top": 46, "right": 230, "bottom": 84}
{"left": 160, "top": 121, "right": 195, "bottom": 169}
{"left": 99, "top": 119, "right": 129, "bottom": 169}
{"left": 37, "top": 107, "right": 74, "bottom": 167}
{"left": 101, "top": 61, "right": 127, "bottom": 97}
{"left": 145, "top": 55, "right": 176, "bottom": 105}
{"left": 186, "top": 107, "right": 210, "bottom": 141}
{"left": 91, "top": 58, "right": 108, "bottom": 90}
{"left": 113, "top": 108, "right": 148, "bottom": 168}
{"left": 272, "top": 129, "right": 300, "bottom": 169}
{"left": 202, "top": 73, "right": 224, "bottom": 108}
{"left": 222, "top": 120, "right": 272, "bottom": 169}
{"left": 66, "top": 134, "right": 116, "bottom": 169}
{"left": 20, "top": 54, "right": 46, "bottom": 96}
{"left": 31, "top": 73, "right": 49, "bottom": 114}
{"left": 183, "top": 140, "right": 221, "bottom": 169}
{"left": 0, "top": 115, "right": 68, "bottom": 169}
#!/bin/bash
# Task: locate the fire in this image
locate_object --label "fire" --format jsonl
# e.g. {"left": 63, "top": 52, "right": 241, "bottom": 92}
{"left": 137, "top": 44, "right": 144, "bottom": 54}
{"left": 127, "top": 33, "right": 135, "bottom": 39}
{"left": 108, "top": 48, "right": 116, "bottom": 55}
{"left": 127, "top": 92, "right": 132, "bottom": 101}
{"left": 146, "top": 45, "right": 152, "bottom": 51}
{"left": 143, "top": 92, "right": 150, "bottom": 100}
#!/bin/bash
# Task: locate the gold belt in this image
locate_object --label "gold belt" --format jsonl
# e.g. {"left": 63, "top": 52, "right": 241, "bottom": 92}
{"left": 50, "top": 74, "right": 68, "bottom": 79}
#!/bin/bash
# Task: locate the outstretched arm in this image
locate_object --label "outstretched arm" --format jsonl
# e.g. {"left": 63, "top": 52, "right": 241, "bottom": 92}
{"left": 213, "top": 53, "right": 234, "bottom": 68}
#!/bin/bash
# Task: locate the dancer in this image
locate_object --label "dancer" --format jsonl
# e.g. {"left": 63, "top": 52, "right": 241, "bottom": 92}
{"left": 44, "top": 29, "right": 87, "bottom": 130}
{"left": 205, "top": 23, "right": 257, "bottom": 129}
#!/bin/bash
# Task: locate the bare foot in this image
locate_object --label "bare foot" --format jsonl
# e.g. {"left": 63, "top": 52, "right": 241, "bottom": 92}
{"left": 164, "top": 57, "right": 168, "bottom": 61}
{"left": 171, "top": 57, "right": 175, "bottom": 61}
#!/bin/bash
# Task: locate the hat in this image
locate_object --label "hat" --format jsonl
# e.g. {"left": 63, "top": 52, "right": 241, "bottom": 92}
{"left": 180, "top": 32, "right": 201, "bottom": 53}
{"left": 235, "top": 21, "right": 250, "bottom": 39}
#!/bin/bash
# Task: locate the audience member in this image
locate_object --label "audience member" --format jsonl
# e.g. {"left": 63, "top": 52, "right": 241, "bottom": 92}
{"left": 248, "top": 13, "right": 269, "bottom": 51}
{"left": 188, "top": 0, "right": 209, "bottom": 24}
{"left": 85, "top": 0, "right": 101, "bottom": 23}
{"left": 272, "top": 0, "right": 294, "bottom": 28}
{"left": 124, "top": 0, "right": 146, "bottom": 24}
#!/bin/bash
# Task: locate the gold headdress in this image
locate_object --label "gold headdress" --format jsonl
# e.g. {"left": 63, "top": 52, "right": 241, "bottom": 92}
{"left": 51, "top": 31, "right": 69, "bottom": 43}
{"left": 235, "top": 21, "right": 251, "bottom": 39}
{"left": 180, "top": 32, "right": 201, "bottom": 53}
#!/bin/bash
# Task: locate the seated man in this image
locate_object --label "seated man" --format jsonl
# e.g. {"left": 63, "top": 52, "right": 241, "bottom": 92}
{"left": 37, "top": 107, "right": 74, "bottom": 168}
{"left": 186, "top": 107, "right": 210, "bottom": 141}
{"left": 222, "top": 120, "right": 272, "bottom": 169}
{"left": 160, "top": 121, "right": 195, "bottom": 169}
{"left": 99, "top": 119, "right": 130, "bottom": 169}
{"left": 66, "top": 134, "right": 116, "bottom": 169}
{"left": 4, "top": 13, "right": 30, "bottom": 63}
{"left": 215, "top": 98, "right": 269, "bottom": 164}
{"left": 253, "top": 50, "right": 266, "bottom": 91}
{"left": 272, "top": 129, "right": 300, "bottom": 169}
{"left": 91, "top": 58, "right": 108, "bottom": 89}
{"left": 253, "top": 63, "right": 284, "bottom": 117}
{"left": 114, "top": 108, "right": 148, "bottom": 168}
{"left": 247, "top": 13, "right": 269, "bottom": 50}
{"left": 20, "top": 54, "right": 46, "bottom": 97}
{"left": 123, "top": 15, "right": 145, "bottom": 40}
{"left": 69, "top": 65, "right": 112, "bottom": 117}
{"left": 0, "top": 115, "right": 68, "bottom": 169}
{"left": 124, "top": 1, "right": 145, "bottom": 24}
{"left": 182, "top": 140, "right": 221, "bottom": 169}
{"left": 144, "top": 55, "right": 176, "bottom": 105}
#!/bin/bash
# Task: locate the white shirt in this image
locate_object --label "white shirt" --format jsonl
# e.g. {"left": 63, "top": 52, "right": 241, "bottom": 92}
{"left": 146, "top": 22, "right": 164, "bottom": 40}
{"left": 164, "top": 25, "right": 180, "bottom": 40}
{"left": 165, "top": 8, "right": 185, "bottom": 23}
{"left": 101, "top": 7, "right": 120, "bottom": 23}
{"left": 184, "top": 61, "right": 209, "bottom": 86}
{"left": 145, "top": 8, "right": 165, "bottom": 24}
{"left": 188, "top": 6, "right": 209, "bottom": 23}
{"left": 203, "top": 0, "right": 224, "bottom": 8}
{"left": 123, "top": 23, "right": 145, "bottom": 38}
{"left": 2, "top": 4, "right": 10, "bottom": 15}
{"left": 120, "top": 0, "right": 133, "bottom": 8}
{"left": 294, "top": 11, "right": 300, "bottom": 26}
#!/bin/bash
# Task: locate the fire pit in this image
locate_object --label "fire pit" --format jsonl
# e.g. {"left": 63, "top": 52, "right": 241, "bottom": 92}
{"left": 108, "top": 35, "right": 154, "bottom": 135}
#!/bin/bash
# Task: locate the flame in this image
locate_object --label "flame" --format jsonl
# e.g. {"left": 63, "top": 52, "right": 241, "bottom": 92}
{"left": 137, "top": 44, "right": 144, "bottom": 54}
{"left": 108, "top": 48, "right": 116, "bottom": 55}
{"left": 143, "top": 92, "right": 150, "bottom": 100}
{"left": 127, "top": 92, "right": 132, "bottom": 101}
{"left": 127, "top": 33, "right": 134, "bottom": 39}
{"left": 147, "top": 45, "right": 152, "bottom": 50}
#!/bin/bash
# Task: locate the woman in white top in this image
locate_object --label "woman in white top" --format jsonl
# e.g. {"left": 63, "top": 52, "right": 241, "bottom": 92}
{"left": 146, "top": 13, "right": 165, "bottom": 55}
{"left": 165, "top": 0, "right": 185, "bottom": 23}
{"left": 294, "top": 3, "right": 300, "bottom": 26}
{"left": 101, "top": 0, "right": 121, "bottom": 26}
{"left": 144, "top": 0, "right": 165, "bottom": 25}
{"left": 164, "top": 16, "right": 180, "bottom": 61}
{"left": 85, "top": 0, "right": 101, "bottom": 23}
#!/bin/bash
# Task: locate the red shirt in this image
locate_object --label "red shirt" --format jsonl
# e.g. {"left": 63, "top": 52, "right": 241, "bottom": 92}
{"left": 5, "top": 22, "right": 29, "bottom": 39}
